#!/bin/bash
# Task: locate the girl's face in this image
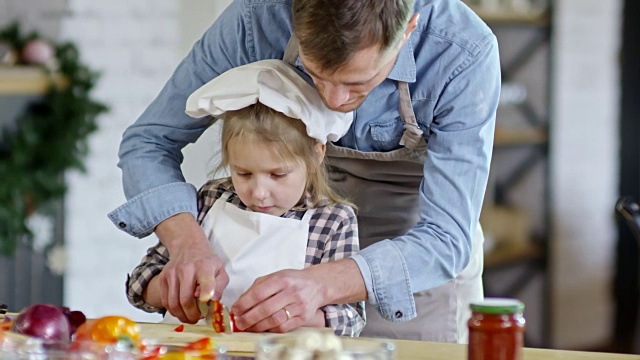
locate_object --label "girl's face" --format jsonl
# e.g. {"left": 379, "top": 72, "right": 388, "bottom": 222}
{"left": 228, "top": 139, "right": 308, "bottom": 216}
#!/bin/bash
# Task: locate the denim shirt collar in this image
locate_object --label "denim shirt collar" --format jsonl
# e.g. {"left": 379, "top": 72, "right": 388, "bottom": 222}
{"left": 387, "top": 38, "right": 417, "bottom": 83}
{"left": 294, "top": 38, "right": 416, "bottom": 84}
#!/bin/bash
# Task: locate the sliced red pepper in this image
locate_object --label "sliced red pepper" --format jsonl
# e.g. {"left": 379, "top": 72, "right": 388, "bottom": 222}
{"left": 211, "top": 301, "right": 225, "bottom": 333}
{"left": 183, "top": 337, "right": 213, "bottom": 351}
{"left": 230, "top": 313, "right": 242, "bottom": 333}
{"left": 139, "top": 352, "right": 162, "bottom": 360}
{"left": 174, "top": 324, "right": 184, "bottom": 332}
{"left": 138, "top": 344, "right": 163, "bottom": 360}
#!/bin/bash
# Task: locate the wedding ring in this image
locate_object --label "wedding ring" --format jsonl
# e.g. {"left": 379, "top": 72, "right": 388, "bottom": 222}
{"left": 284, "top": 308, "right": 292, "bottom": 321}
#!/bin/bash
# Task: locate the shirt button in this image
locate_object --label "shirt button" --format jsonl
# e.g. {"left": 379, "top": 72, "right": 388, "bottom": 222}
{"left": 395, "top": 310, "right": 403, "bottom": 319}
{"left": 118, "top": 222, "right": 127, "bottom": 228}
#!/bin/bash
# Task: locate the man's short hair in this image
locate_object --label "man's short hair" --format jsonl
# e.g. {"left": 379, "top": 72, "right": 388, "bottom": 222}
{"left": 292, "top": 0, "right": 415, "bottom": 72}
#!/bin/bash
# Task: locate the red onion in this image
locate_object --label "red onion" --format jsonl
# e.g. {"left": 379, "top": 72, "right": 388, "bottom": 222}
{"left": 55, "top": 306, "right": 86, "bottom": 334}
{"left": 11, "top": 304, "right": 71, "bottom": 345}
{"left": 66, "top": 311, "right": 86, "bottom": 335}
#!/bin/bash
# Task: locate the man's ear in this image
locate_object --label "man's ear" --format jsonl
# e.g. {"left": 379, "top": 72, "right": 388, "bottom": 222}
{"left": 315, "top": 142, "right": 326, "bottom": 163}
{"left": 403, "top": 13, "right": 420, "bottom": 42}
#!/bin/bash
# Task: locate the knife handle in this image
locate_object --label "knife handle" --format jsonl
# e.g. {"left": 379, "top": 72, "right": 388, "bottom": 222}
{"left": 616, "top": 197, "right": 640, "bottom": 243}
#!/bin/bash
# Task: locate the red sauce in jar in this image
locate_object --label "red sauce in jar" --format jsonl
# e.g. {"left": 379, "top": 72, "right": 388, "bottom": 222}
{"left": 468, "top": 298, "right": 526, "bottom": 360}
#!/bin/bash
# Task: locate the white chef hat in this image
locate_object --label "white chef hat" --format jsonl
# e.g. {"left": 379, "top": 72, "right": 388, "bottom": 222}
{"left": 185, "top": 59, "right": 352, "bottom": 144}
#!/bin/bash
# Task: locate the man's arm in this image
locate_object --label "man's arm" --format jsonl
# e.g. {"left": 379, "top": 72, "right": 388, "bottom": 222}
{"left": 352, "top": 34, "right": 501, "bottom": 321}
{"left": 109, "top": 0, "right": 252, "bottom": 238}
{"left": 110, "top": 2, "right": 295, "bottom": 227}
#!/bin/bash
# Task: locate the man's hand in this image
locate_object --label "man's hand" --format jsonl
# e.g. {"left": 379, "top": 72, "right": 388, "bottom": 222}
{"left": 231, "top": 259, "right": 366, "bottom": 332}
{"left": 155, "top": 213, "right": 229, "bottom": 323}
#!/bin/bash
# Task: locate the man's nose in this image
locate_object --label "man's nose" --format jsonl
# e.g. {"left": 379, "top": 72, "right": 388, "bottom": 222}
{"left": 322, "top": 84, "right": 350, "bottom": 108}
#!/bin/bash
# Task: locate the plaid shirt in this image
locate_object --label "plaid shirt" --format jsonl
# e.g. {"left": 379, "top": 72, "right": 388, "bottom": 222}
{"left": 126, "top": 178, "right": 365, "bottom": 336}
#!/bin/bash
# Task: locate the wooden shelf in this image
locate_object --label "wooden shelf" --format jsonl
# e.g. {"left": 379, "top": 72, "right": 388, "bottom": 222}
{"left": 472, "top": 9, "right": 550, "bottom": 26}
{"left": 484, "top": 242, "right": 543, "bottom": 269}
{"left": 494, "top": 127, "right": 547, "bottom": 146}
{"left": 0, "top": 66, "right": 66, "bottom": 95}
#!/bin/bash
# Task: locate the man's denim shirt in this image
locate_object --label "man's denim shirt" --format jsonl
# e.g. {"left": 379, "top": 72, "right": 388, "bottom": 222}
{"left": 108, "top": 0, "right": 500, "bottom": 322}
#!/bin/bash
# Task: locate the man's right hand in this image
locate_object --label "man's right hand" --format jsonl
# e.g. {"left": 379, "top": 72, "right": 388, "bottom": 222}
{"left": 154, "top": 213, "right": 229, "bottom": 323}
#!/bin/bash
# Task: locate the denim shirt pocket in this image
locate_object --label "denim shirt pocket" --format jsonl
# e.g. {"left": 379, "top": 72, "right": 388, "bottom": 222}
{"left": 369, "top": 117, "right": 405, "bottom": 152}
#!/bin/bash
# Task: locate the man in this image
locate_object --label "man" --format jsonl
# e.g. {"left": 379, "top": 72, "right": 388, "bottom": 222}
{"left": 110, "top": 0, "right": 500, "bottom": 342}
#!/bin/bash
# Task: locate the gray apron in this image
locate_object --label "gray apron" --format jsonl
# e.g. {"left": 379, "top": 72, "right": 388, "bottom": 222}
{"left": 283, "top": 36, "right": 484, "bottom": 343}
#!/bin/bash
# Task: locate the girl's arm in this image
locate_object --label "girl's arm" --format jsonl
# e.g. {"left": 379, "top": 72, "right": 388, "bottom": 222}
{"left": 126, "top": 242, "right": 169, "bottom": 313}
{"left": 314, "top": 204, "right": 366, "bottom": 336}
{"left": 321, "top": 303, "right": 366, "bottom": 337}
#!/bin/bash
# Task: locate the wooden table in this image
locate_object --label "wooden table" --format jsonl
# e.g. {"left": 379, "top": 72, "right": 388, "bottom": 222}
{"left": 139, "top": 323, "right": 640, "bottom": 359}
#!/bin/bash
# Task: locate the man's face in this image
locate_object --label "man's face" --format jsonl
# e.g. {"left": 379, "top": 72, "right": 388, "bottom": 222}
{"left": 299, "top": 44, "right": 400, "bottom": 113}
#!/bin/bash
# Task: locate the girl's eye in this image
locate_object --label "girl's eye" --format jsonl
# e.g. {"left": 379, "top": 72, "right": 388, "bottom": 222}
{"left": 272, "top": 173, "right": 287, "bottom": 179}
{"left": 236, "top": 172, "right": 251, "bottom": 178}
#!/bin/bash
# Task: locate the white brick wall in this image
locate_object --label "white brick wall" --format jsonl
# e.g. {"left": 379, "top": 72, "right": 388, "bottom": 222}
{"left": 551, "top": 0, "right": 622, "bottom": 349}
{"left": 61, "top": 1, "right": 182, "bottom": 321}
{"left": 0, "top": 0, "right": 67, "bottom": 37}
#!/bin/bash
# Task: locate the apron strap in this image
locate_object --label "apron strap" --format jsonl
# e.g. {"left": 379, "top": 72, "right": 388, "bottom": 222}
{"left": 283, "top": 34, "right": 300, "bottom": 66}
{"left": 300, "top": 207, "right": 316, "bottom": 222}
{"left": 397, "top": 82, "right": 424, "bottom": 150}
{"left": 218, "top": 191, "right": 232, "bottom": 202}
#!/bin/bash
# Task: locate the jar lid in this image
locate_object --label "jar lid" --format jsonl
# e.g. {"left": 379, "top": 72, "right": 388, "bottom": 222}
{"left": 470, "top": 298, "right": 525, "bottom": 314}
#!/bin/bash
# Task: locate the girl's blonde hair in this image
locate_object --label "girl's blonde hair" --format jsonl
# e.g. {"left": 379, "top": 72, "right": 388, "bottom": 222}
{"left": 216, "top": 102, "right": 352, "bottom": 208}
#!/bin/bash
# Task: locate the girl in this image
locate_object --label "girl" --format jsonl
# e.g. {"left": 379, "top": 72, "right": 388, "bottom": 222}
{"left": 125, "top": 60, "right": 364, "bottom": 336}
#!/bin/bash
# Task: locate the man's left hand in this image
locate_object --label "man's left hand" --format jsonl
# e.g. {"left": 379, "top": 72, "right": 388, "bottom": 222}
{"left": 231, "top": 259, "right": 366, "bottom": 333}
{"left": 231, "top": 267, "right": 326, "bottom": 333}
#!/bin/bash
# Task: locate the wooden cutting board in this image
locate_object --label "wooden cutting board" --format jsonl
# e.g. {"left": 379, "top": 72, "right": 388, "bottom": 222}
{"left": 138, "top": 322, "right": 270, "bottom": 353}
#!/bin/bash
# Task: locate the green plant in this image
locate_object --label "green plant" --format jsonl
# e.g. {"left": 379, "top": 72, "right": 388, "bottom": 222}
{"left": 0, "top": 22, "right": 108, "bottom": 256}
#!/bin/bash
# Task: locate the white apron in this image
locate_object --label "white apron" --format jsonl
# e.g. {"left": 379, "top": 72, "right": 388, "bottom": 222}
{"left": 283, "top": 36, "right": 484, "bottom": 343}
{"left": 163, "top": 192, "right": 313, "bottom": 324}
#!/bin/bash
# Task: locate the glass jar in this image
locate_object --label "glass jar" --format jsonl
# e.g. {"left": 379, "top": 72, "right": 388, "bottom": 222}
{"left": 256, "top": 330, "right": 395, "bottom": 360}
{"left": 468, "top": 298, "right": 526, "bottom": 360}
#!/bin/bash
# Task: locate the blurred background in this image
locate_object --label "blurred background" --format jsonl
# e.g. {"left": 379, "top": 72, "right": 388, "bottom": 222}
{"left": 0, "top": 0, "right": 638, "bottom": 354}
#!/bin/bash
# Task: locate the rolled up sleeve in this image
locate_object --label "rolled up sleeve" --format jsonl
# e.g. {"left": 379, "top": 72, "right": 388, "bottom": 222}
{"left": 351, "top": 240, "right": 416, "bottom": 321}
{"left": 108, "top": 182, "right": 198, "bottom": 238}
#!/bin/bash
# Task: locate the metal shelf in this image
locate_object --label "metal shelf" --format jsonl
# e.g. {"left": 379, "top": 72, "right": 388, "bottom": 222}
{"left": 475, "top": 1, "right": 554, "bottom": 348}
